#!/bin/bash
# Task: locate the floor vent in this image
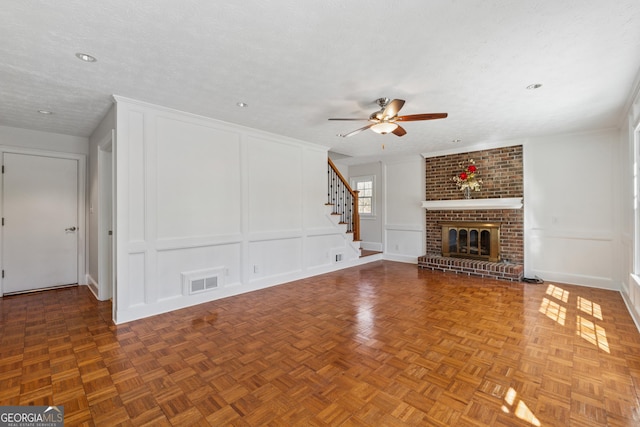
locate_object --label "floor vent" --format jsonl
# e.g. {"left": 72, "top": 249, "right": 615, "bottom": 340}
{"left": 182, "top": 268, "right": 224, "bottom": 296}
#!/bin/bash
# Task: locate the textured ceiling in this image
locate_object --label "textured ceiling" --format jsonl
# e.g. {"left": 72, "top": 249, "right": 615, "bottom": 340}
{"left": 1, "top": 1, "right": 640, "bottom": 158}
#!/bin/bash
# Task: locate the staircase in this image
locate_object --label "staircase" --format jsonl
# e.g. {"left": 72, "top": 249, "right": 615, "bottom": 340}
{"left": 324, "top": 203, "right": 362, "bottom": 259}
{"left": 325, "top": 159, "right": 382, "bottom": 263}
{"left": 327, "top": 158, "right": 360, "bottom": 242}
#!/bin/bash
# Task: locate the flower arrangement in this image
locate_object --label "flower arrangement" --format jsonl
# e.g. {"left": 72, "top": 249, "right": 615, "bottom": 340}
{"left": 452, "top": 159, "right": 482, "bottom": 192}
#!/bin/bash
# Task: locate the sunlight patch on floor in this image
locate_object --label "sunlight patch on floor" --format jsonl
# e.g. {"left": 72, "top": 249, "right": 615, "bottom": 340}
{"left": 546, "top": 284, "right": 569, "bottom": 303}
{"left": 539, "top": 297, "right": 567, "bottom": 326}
{"left": 540, "top": 285, "right": 610, "bottom": 353}
{"left": 576, "top": 315, "right": 610, "bottom": 353}
{"left": 501, "top": 387, "right": 541, "bottom": 426}
{"left": 577, "top": 296, "right": 603, "bottom": 320}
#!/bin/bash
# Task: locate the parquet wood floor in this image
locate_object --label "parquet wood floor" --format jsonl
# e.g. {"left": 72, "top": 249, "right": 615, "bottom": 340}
{"left": 1, "top": 261, "right": 639, "bottom": 426}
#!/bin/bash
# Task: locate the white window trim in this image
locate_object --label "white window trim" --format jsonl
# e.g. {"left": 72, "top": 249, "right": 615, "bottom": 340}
{"left": 351, "top": 175, "right": 376, "bottom": 218}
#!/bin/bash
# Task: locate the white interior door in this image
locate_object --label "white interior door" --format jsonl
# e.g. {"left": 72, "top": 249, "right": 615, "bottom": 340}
{"left": 2, "top": 152, "right": 79, "bottom": 294}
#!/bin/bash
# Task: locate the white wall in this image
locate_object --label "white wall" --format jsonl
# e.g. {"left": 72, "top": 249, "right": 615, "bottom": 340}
{"left": 0, "top": 125, "right": 89, "bottom": 155}
{"left": 383, "top": 156, "right": 425, "bottom": 263}
{"left": 524, "top": 129, "right": 620, "bottom": 289}
{"left": 113, "top": 97, "right": 362, "bottom": 323}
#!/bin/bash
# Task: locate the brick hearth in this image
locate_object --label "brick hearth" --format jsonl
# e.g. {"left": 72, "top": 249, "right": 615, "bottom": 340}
{"left": 418, "top": 255, "right": 524, "bottom": 282}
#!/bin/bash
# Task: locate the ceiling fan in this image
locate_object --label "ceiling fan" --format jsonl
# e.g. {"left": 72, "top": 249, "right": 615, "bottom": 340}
{"left": 329, "top": 98, "right": 447, "bottom": 137}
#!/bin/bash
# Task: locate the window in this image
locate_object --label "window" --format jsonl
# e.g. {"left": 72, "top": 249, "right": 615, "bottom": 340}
{"left": 351, "top": 175, "right": 375, "bottom": 216}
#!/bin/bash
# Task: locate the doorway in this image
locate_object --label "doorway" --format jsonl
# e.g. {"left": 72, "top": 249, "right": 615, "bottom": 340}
{"left": 2, "top": 151, "right": 85, "bottom": 294}
{"left": 97, "top": 134, "right": 114, "bottom": 301}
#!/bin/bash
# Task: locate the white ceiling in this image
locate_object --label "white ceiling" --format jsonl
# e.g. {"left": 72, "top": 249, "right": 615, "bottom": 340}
{"left": 2, "top": 0, "right": 640, "bottom": 158}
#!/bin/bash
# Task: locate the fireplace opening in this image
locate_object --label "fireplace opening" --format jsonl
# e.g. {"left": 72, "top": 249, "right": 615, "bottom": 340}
{"left": 442, "top": 222, "right": 500, "bottom": 262}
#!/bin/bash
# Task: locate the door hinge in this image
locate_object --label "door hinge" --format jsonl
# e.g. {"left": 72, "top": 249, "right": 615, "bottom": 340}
{"left": 2, "top": 270, "right": 4, "bottom": 278}
{"left": 1, "top": 165, "right": 4, "bottom": 174}
{"left": 1, "top": 218, "right": 4, "bottom": 226}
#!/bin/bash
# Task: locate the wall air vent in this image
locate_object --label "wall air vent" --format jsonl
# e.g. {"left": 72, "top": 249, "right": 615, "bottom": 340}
{"left": 181, "top": 267, "right": 225, "bottom": 296}
{"left": 330, "top": 249, "right": 345, "bottom": 264}
{"left": 190, "top": 276, "right": 218, "bottom": 293}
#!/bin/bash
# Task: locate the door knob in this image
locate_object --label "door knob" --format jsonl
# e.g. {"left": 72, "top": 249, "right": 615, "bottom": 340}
{"left": 65, "top": 226, "right": 77, "bottom": 232}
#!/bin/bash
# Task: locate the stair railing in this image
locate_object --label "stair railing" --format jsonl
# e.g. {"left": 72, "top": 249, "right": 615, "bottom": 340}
{"left": 327, "top": 158, "right": 360, "bottom": 241}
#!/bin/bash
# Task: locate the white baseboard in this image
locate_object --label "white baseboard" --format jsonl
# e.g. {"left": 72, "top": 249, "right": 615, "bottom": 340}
{"left": 621, "top": 290, "right": 640, "bottom": 334}
{"left": 86, "top": 274, "right": 99, "bottom": 299}
{"left": 383, "top": 253, "right": 418, "bottom": 264}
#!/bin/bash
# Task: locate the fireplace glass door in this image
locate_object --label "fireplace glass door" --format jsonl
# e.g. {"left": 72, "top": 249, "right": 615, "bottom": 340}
{"left": 441, "top": 222, "right": 500, "bottom": 262}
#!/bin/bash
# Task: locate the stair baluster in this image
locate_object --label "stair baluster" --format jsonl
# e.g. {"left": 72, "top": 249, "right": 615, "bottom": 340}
{"left": 327, "top": 159, "right": 360, "bottom": 241}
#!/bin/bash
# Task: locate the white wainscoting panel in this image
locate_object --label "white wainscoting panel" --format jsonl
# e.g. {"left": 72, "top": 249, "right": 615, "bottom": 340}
{"left": 528, "top": 231, "right": 615, "bottom": 289}
{"left": 127, "top": 252, "right": 146, "bottom": 308}
{"left": 156, "top": 116, "right": 242, "bottom": 239}
{"left": 247, "top": 135, "right": 303, "bottom": 233}
{"left": 249, "top": 238, "right": 303, "bottom": 280}
{"left": 303, "top": 149, "right": 331, "bottom": 229}
{"left": 305, "top": 233, "right": 347, "bottom": 269}
{"left": 156, "top": 243, "right": 242, "bottom": 301}
{"left": 385, "top": 225, "right": 424, "bottom": 262}
{"left": 127, "top": 110, "right": 146, "bottom": 242}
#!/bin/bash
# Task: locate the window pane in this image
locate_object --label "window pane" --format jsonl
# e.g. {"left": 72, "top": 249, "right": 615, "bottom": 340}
{"left": 359, "top": 198, "right": 371, "bottom": 214}
{"left": 352, "top": 176, "right": 374, "bottom": 216}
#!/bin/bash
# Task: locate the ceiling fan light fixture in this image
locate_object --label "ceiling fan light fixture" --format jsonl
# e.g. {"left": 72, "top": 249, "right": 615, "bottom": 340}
{"left": 371, "top": 122, "right": 398, "bottom": 134}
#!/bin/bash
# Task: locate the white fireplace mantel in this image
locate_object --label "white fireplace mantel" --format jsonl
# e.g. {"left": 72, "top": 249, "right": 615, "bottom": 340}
{"left": 421, "top": 197, "right": 523, "bottom": 210}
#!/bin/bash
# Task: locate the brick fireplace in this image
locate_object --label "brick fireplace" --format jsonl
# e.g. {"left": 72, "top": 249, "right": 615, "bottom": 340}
{"left": 418, "top": 145, "right": 524, "bottom": 281}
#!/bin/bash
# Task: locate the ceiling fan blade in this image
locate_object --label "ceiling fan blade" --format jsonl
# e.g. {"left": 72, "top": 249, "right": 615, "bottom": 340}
{"left": 339, "top": 123, "right": 375, "bottom": 137}
{"left": 396, "top": 113, "right": 448, "bottom": 122}
{"left": 328, "top": 118, "right": 371, "bottom": 121}
{"left": 392, "top": 125, "right": 407, "bottom": 137}
{"left": 381, "top": 99, "right": 405, "bottom": 119}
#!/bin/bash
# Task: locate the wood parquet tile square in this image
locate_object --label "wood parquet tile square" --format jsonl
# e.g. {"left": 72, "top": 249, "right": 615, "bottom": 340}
{"left": 2, "top": 261, "right": 640, "bottom": 426}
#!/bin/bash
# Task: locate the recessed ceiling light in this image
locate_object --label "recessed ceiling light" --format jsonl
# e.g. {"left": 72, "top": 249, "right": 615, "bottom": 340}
{"left": 37, "top": 110, "right": 54, "bottom": 115}
{"left": 526, "top": 83, "right": 542, "bottom": 90}
{"left": 452, "top": 139, "right": 461, "bottom": 143}
{"left": 236, "top": 102, "right": 248, "bottom": 108}
{"left": 75, "top": 52, "right": 97, "bottom": 62}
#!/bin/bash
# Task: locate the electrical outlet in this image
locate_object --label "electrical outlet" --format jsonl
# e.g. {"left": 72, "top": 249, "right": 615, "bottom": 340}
{"left": 253, "top": 265, "right": 259, "bottom": 273}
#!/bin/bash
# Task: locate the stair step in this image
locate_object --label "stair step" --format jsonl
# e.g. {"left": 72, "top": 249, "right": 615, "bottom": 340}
{"left": 360, "top": 250, "right": 382, "bottom": 258}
